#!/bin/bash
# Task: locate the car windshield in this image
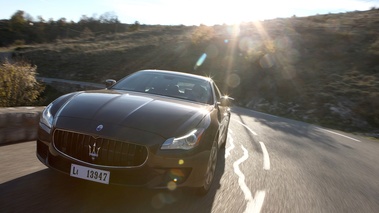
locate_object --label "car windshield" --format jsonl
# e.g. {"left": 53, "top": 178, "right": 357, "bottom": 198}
{"left": 112, "top": 71, "right": 213, "bottom": 104}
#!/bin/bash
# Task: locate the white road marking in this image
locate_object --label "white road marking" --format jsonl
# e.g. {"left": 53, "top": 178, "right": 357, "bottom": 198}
{"left": 232, "top": 120, "right": 267, "bottom": 212}
{"left": 232, "top": 119, "right": 258, "bottom": 136}
{"left": 316, "top": 127, "right": 361, "bottom": 142}
{"left": 233, "top": 145, "right": 253, "bottom": 211}
{"left": 233, "top": 145, "right": 266, "bottom": 213}
{"left": 225, "top": 133, "right": 235, "bottom": 158}
{"left": 245, "top": 190, "right": 266, "bottom": 213}
{"left": 259, "top": 142, "right": 271, "bottom": 170}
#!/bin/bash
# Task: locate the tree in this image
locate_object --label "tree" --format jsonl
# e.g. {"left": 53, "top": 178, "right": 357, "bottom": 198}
{"left": 99, "top": 12, "right": 119, "bottom": 24}
{"left": 10, "top": 10, "right": 27, "bottom": 33}
{"left": 0, "top": 61, "right": 44, "bottom": 107}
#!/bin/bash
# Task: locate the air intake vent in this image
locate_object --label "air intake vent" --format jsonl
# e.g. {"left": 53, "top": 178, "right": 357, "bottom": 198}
{"left": 53, "top": 129, "right": 148, "bottom": 167}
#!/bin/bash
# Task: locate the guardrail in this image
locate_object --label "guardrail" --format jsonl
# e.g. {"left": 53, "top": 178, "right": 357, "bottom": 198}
{"left": 0, "top": 78, "right": 106, "bottom": 145}
{"left": 36, "top": 77, "right": 104, "bottom": 89}
{"left": 0, "top": 107, "right": 44, "bottom": 145}
{"left": 36, "top": 77, "right": 105, "bottom": 94}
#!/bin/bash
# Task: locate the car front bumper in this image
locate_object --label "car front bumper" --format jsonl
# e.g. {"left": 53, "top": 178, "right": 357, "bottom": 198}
{"left": 36, "top": 126, "right": 211, "bottom": 189}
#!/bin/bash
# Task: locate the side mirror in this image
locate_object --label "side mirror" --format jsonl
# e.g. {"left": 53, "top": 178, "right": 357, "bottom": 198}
{"left": 105, "top": 79, "right": 116, "bottom": 88}
{"left": 218, "top": 96, "right": 234, "bottom": 107}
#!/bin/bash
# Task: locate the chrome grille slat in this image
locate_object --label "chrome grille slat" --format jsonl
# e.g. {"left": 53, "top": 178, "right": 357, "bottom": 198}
{"left": 53, "top": 129, "right": 148, "bottom": 167}
{"left": 128, "top": 144, "right": 135, "bottom": 165}
{"left": 121, "top": 143, "right": 128, "bottom": 164}
{"left": 115, "top": 141, "right": 122, "bottom": 166}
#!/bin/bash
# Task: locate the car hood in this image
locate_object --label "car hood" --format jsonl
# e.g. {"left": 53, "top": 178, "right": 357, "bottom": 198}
{"left": 56, "top": 90, "right": 212, "bottom": 138}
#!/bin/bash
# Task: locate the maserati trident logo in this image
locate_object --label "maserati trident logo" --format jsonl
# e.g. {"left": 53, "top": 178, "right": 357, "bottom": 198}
{"left": 89, "top": 143, "right": 100, "bottom": 161}
{"left": 96, "top": 124, "right": 104, "bottom": 132}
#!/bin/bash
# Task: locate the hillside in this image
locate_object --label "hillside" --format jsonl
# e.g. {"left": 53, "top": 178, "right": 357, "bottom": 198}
{"left": 8, "top": 9, "right": 379, "bottom": 136}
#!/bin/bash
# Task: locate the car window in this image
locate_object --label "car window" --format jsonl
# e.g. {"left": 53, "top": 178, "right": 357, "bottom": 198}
{"left": 112, "top": 72, "right": 152, "bottom": 92}
{"left": 112, "top": 72, "right": 212, "bottom": 104}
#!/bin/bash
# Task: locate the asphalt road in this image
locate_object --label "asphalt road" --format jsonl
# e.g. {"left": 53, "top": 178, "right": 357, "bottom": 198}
{"left": 1, "top": 106, "right": 379, "bottom": 213}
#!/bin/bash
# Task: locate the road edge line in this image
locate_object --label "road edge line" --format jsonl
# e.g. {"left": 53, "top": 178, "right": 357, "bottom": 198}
{"left": 259, "top": 142, "right": 271, "bottom": 170}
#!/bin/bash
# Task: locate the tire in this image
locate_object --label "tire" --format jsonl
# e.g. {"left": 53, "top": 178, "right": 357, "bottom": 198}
{"left": 220, "top": 117, "right": 230, "bottom": 149}
{"left": 196, "top": 140, "right": 218, "bottom": 196}
{"left": 220, "top": 129, "right": 228, "bottom": 149}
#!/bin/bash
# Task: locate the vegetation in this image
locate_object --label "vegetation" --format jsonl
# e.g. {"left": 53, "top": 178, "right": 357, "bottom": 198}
{"left": 1, "top": 9, "right": 379, "bottom": 135}
{"left": 0, "top": 10, "right": 128, "bottom": 47}
{"left": 191, "top": 25, "right": 215, "bottom": 45}
{"left": 0, "top": 60, "right": 44, "bottom": 107}
{"left": 128, "top": 21, "right": 140, "bottom": 32}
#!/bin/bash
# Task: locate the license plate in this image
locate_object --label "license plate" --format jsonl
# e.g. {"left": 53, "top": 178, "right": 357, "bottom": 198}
{"left": 70, "top": 164, "right": 110, "bottom": 184}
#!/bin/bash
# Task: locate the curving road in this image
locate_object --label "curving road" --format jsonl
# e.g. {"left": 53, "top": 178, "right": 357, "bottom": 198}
{"left": 1, "top": 106, "right": 379, "bottom": 213}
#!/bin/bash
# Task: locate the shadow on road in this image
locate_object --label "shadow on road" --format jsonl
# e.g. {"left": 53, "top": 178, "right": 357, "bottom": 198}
{"left": 0, "top": 149, "right": 226, "bottom": 213}
{"left": 232, "top": 106, "right": 354, "bottom": 151}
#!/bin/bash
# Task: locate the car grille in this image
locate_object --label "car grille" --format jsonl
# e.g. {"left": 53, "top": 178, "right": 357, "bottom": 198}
{"left": 53, "top": 129, "right": 148, "bottom": 167}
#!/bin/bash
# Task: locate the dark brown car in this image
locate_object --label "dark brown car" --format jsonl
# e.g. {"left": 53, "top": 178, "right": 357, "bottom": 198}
{"left": 37, "top": 70, "right": 231, "bottom": 195}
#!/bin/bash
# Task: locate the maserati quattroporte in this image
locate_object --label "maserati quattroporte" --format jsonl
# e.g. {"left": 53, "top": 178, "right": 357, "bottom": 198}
{"left": 37, "top": 70, "right": 231, "bottom": 194}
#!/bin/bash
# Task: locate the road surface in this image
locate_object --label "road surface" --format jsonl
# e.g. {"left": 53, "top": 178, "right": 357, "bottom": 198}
{"left": 1, "top": 107, "right": 379, "bottom": 212}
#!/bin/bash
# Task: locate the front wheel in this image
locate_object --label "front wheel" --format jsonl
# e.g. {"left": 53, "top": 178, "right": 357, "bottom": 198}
{"left": 220, "top": 117, "right": 230, "bottom": 149}
{"left": 196, "top": 140, "right": 218, "bottom": 195}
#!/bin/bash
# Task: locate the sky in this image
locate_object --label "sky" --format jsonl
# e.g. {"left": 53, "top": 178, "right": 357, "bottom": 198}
{"left": 1, "top": 0, "right": 379, "bottom": 25}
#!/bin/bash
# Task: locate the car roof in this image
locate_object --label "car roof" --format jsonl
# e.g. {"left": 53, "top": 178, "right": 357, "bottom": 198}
{"left": 137, "top": 69, "right": 213, "bottom": 83}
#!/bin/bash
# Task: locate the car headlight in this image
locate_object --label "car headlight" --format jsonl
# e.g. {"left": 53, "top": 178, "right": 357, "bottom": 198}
{"left": 40, "top": 103, "right": 54, "bottom": 128}
{"left": 161, "top": 129, "right": 204, "bottom": 150}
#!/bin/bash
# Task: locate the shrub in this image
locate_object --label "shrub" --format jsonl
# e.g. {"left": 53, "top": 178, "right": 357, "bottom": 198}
{"left": 12, "top": 39, "right": 26, "bottom": 46}
{"left": 354, "top": 93, "right": 379, "bottom": 128}
{"left": 128, "top": 21, "right": 140, "bottom": 32}
{"left": 80, "top": 27, "right": 94, "bottom": 38}
{"left": 191, "top": 25, "right": 215, "bottom": 45}
{"left": 369, "top": 38, "right": 379, "bottom": 55}
{"left": 0, "top": 60, "right": 44, "bottom": 107}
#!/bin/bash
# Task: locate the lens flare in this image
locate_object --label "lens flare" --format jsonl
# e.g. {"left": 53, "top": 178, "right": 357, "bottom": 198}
{"left": 259, "top": 53, "right": 275, "bottom": 69}
{"left": 151, "top": 193, "right": 176, "bottom": 209}
{"left": 178, "top": 159, "right": 184, "bottom": 165}
{"left": 151, "top": 193, "right": 165, "bottom": 209}
{"left": 167, "top": 181, "right": 177, "bottom": 191}
{"left": 169, "top": 169, "right": 185, "bottom": 178}
{"left": 205, "top": 44, "right": 219, "bottom": 58}
{"left": 275, "top": 36, "right": 292, "bottom": 50}
{"left": 227, "top": 74, "right": 241, "bottom": 88}
{"left": 238, "top": 37, "right": 255, "bottom": 52}
{"left": 285, "top": 48, "right": 300, "bottom": 64}
{"left": 226, "top": 24, "right": 240, "bottom": 37}
{"left": 194, "top": 53, "right": 207, "bottom": 70}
